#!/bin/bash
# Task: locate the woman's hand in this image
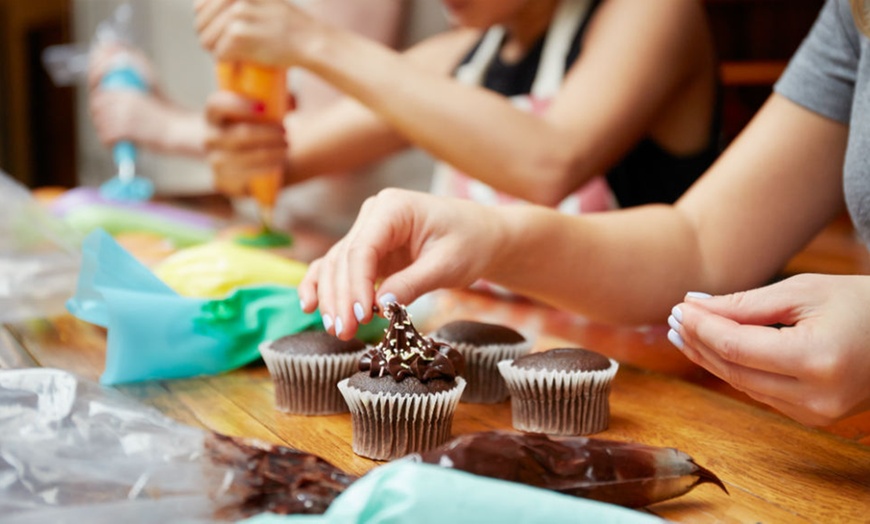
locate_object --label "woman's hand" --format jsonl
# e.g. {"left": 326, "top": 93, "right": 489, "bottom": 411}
{"left": 194, "top": 0, "right": 324, "bottom": 67}
{"left": 298, "top": 189, "right": 507, "bottom": 339}
{"left": 89, "top": 89, "right": 168, "bottom": 148}
{"left": 668, "top": 274, "right": 870, "bottom": 426}
{"left": 204, "top": 90, "right": 288, "bottom": 196}
{"left": 88, "top": 43, "right": 206, "bottom": 156}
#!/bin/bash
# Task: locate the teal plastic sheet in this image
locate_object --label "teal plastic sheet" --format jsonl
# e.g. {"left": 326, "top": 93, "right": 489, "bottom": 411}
{"left": 66, "top": 230, "right": 323, "bottom": 385}
{"left": 241, "top": 460, "right": 664, "bottom": 524}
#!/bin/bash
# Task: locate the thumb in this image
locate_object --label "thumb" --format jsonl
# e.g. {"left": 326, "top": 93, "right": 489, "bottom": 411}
{"left": 684, "top": 282, "right": 803, "bottom": 327}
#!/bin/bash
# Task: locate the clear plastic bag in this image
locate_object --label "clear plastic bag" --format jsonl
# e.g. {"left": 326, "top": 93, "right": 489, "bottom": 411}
{"left": 0, "top": 368, "right": 227, "bottom": 523}
{"left": 0, "top": 172, "right": 83, "bottom": 322}
{"left": 0, "top": 368, "right": 354, "bottom": 523}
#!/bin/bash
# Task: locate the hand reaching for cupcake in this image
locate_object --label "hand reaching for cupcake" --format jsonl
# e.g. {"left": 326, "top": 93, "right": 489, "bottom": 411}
{"left": 298, "top": 189, "right": 511, "bottom": 340}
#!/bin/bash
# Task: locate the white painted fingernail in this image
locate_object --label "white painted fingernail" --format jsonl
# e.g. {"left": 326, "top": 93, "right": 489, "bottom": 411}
{"left": 671, "top": 305, "right": 683, "bottom": 323}
{"left": 667, "top": 314, "right": 681, "bottom": 331}
{"left": 322, "top": 314, "right": 333, "bottom": 331}
{"left": 353, "top": 302, "right": 365, "bottom": 322}
{"left": 299, "top": 297, "right": 308, "bottom": 311}
{"left": 378, "top": 293, "right": 397, "bottom": 308}
{"left": 687, "top": 291, "right": 712, "bottom": 299}
{"left": 667, "top": 328, "right": 685, "bottom": 350}
{"left": 335, "top": 317, "right": 343, "bottom": 337}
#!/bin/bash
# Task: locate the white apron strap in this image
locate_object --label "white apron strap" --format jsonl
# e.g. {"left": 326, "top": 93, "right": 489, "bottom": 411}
{"left": 531, "top": 0, "right": 594, "bottom": 98}
{"left": 453, "top": 25, "right": 506, "bottom": 86}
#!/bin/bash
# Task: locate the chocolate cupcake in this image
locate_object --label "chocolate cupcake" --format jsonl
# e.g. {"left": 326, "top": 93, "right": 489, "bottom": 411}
{"left": 259, "top": 331, "right": 367, "bottom": 415}
{"left": 338, "top": 303, "right": 466, "bottom": 460}
{"left": 430, "top": 320, "right": 532, "bottom": 403}
{"left": 498, "top": 347, "right": 618, "bottom": 435}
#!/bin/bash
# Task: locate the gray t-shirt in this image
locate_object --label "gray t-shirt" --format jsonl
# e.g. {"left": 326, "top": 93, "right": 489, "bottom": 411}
{"left": 774, "top": 0, "right": 870, "bottom": 246}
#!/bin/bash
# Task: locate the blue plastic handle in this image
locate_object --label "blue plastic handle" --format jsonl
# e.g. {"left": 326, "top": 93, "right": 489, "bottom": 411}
{"left": 100, "top": 65, "right": 148, "bottom": 92}
{"left": 100, "top": 65, "right": 148, "bottom": 164}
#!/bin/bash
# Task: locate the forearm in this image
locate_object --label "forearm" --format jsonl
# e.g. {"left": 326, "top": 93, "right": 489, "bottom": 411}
{"left": 286, "top": 97, "right": 410, "bottom": 181}
{"left": 299, "top": 30, "right": 590, "bottom": 203}
{"left": 484, "top": 204, "right": 705, "bottom": 325}
{"left": 159, "top": 107, "right": 207, "bottom": 157}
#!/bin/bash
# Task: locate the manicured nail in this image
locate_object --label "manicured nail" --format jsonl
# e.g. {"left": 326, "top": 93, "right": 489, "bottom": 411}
{"left": 671, "top": 305, "right": 683, "bottom": 323}
{"left": 299, "top": 297, "right": 308, "bottom": 311}
{"left": 322, "top": 314, "right": 333, "bottom": 331}
{"left": 334, "top": 317, "right": 343, "bottom": 337}
{"left": 252, "top": 101, "right": 266, "bottom": 114}
{"left": 667, "top": 314, "right": 681, "bottom": 332}
{"left": 667, "top": 328, "right": 684, "bottom": 350}
{"left": 378, "top": 293, "right": 397, "bottom": 308}
{"left": 686, "top": 291, "right": 712, "bottom": 299}
{"left": 353, "top": 302, "right": 365, "bottom": 322}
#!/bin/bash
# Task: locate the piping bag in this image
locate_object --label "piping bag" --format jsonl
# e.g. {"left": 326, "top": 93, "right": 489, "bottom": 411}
{"left": 217, "top": 61, "right": 292, "bottom": 248}
{"left": 96, "top": 4, "right": 156, "bottom": 202}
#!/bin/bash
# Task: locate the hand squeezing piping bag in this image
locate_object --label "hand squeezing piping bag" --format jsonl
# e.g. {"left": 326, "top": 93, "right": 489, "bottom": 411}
{"left": 216, "top": 61, "right": 292, "bottom": 248}
{"left": 98, "top": 53, "right": 156, "bottom": 202}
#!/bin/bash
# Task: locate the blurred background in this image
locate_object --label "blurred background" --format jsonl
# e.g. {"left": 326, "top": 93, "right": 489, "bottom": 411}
{"left": 0, "top": 0, "right": 825, "bottom": 193}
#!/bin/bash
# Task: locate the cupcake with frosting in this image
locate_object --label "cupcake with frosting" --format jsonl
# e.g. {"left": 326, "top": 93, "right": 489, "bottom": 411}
{"left": 260, "top": 331, "right": 367, "bottom": 415}
{"left": 498, "top": 347, "right": 618, "bottom": 435}
{"left": 430, "top": 320, "right": 532, "bottom": 404}
{"left": 338, "top": 303, "right": 466, "bottom": 460}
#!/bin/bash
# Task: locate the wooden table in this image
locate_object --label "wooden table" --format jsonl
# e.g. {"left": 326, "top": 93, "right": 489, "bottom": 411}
{"left": 2, "top": 286, "right": 869, "bottom": 523}
{"left": 3, "top": 202, "right": 870, "bottom": 522}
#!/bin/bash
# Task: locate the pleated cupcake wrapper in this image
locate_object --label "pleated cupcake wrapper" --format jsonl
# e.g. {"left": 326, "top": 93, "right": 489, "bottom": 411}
{"left": 259, "top": 341, "right": 367, "bottom": 415}
{"left": 497, "top": 359, "right": 619, "bottom": 436}
{"left": 337, "top": 377, "right": 466, "bottom": 461}
{"left": 433, "top": 338, "right": 533, "bottom": 404}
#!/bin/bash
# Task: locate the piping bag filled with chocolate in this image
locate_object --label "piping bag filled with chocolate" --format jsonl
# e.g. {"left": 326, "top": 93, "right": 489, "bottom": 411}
{"left": 410, "top": 430, "right": 728, "bottom": 508}
{"left": 216, "top": 61, "right": 292, "bottom": 248}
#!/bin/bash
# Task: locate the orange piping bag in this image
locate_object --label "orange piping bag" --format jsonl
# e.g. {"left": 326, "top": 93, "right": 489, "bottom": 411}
{"left": 216, "top": 61, "right": 291, "bottom": 247}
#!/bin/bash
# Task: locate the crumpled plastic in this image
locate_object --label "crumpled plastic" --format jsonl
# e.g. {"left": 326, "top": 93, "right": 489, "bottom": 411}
{"left": 0, "top": 172, "right": 83, "bottom": 322}
{"left": 239, "top": 460, "right": 665, "bottom": 524}
{"left": 66, "top": 230, "right": 323, "bottom": 385}
{"left": 0, "top": 368, "right": 232, "bottom": 523}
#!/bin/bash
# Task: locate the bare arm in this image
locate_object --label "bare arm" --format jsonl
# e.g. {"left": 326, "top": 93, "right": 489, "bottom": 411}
{"left": 197, "top": 0, "right": 715, "bottom": 204}
{"left": 299, "top": 94, "right": 848, "bottom": 336}
{"left": 295, "top": 0, "right": 714, "bottom": 204}
{"left": 285, "top": 29, "right": 478, "bottom": 179}
{"left": 487, "top": 95, "right": 848, "bottom": 323}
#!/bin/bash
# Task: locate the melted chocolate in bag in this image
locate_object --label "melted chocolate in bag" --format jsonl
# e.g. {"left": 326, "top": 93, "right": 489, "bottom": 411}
{"left": 205, "top": 433, "right": 357, "bottom": 517}
{"left": 416, "top": 430, "right": 727, "bottom": 508}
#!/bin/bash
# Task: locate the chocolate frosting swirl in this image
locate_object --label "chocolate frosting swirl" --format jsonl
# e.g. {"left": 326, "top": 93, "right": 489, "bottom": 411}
{"left": 359, "top": 303, "right": 464, "bottom": 382}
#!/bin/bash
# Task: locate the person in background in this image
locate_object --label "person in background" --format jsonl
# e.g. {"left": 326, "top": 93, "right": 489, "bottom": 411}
{"left": 87, "top": 0, "right": 443, "bottom": 237}
{"left": 196, "top": 0, "right": 720, "bottom": 216}
{"left": 296, "top": 0, "right": 870, "bottom": 428}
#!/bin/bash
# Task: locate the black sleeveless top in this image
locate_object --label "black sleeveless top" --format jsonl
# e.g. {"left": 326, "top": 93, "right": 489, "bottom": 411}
{"left": 455, "top": 2, "right": 721, "bottom": 207}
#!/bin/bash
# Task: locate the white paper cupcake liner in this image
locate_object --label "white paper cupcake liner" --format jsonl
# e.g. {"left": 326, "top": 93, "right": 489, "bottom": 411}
{"left": 497, "top": 358, "right": 618, "bottom": 435}
{"left": 433, "top": 338, "right": 533, "bottom": 404}
{"left": 259, "top": 341, "right": 367, "bottom": 415}
{"left": 337, "top": 377, "right": 466, "bottom": 460}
